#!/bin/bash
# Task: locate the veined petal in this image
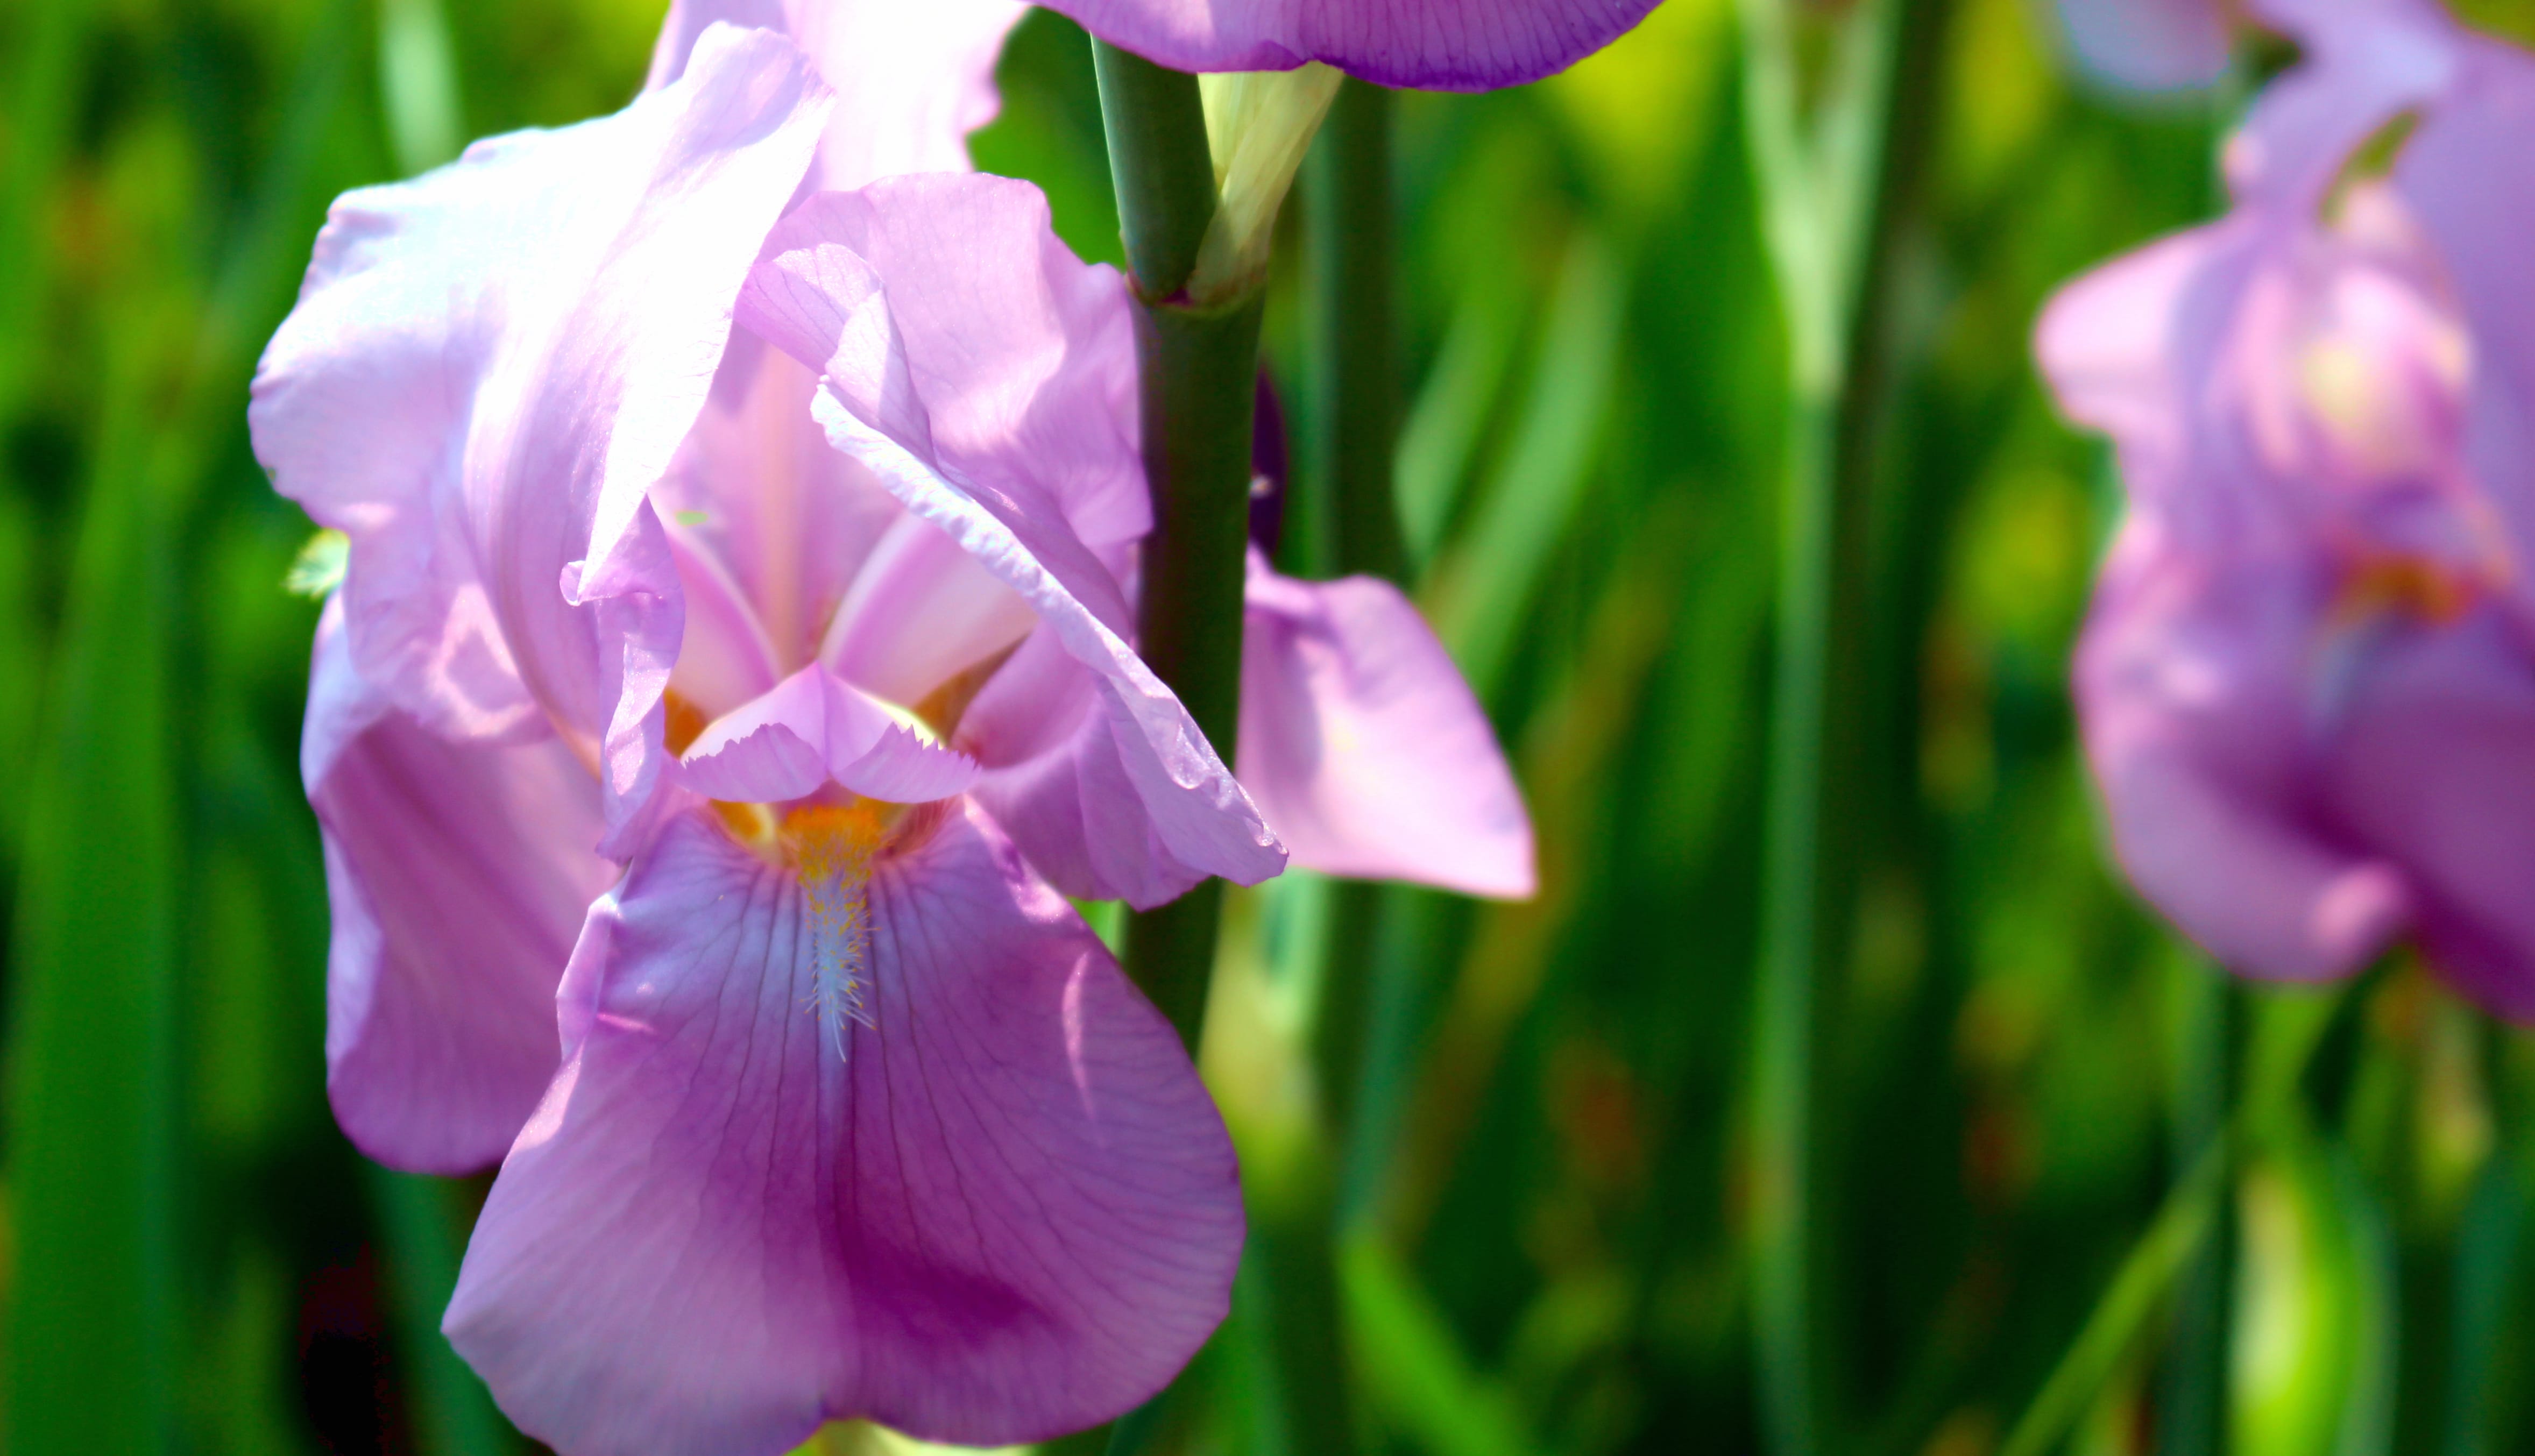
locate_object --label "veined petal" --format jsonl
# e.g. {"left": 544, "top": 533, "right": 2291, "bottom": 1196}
{"left": 253, "top": 24, "right": 835, "bottom": 844}
{"left": 1037, "top": 0, "right": 1661, "bottom": 91}
{"left": 2076, "top": 525, "right": 2413, "bottom": 982}
{"left": 1238, "top": 556, "right": 1533, "bottom": 898}
{"left": 446, "top": 805, "right": 1242, "bottom": 1454}
{"left": 647, "top": 0, "right": 1026, "bottom": 191}
{"left": 303, "top": 602, "right": 615, "bottom": 1174}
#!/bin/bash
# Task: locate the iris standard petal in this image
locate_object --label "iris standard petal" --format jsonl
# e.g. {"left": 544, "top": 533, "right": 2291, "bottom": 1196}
{"left": 255, "top": 24, "right": 834, "bottom": 843}
{"left": 1037, "top": 0, "right": 1661, "bottom": 91}
{"left": 647, "top": 0, "right": 1026, "bottom": 191}
{"left": 1238, "top": 557, "right": 1534, "bottom": 898}
{"left": 739, "top": 175, "right": 1286, "bottom": 898}
{"left": 445, "top": 805, "right": 1242, "bottom": 1454}
{"left": 303, "top": 602, "right": 615, "bottom": 1175}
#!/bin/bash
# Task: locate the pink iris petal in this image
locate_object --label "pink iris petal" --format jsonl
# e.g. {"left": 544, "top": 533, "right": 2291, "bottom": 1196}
{"left": 1238, "top": 553, "right": 1534, "bottom": 898}
{"left": 2051, "top": 0, "right": 2232, "bottom": 93}
{"left": 739, "top": 175, "right": 1286, "bottom": 902}
{"left": 251, "top": 24, "right": 836, "bottom": 850}
{"left": 2395, "top": 34, "right": 2535, "bottom": 591}
{"left": 679, "top": 662, "right": 982, "bottom": 804}
{"left": 446, "top": 805, "right": 1242, "bottom": 1454}
{"left": 303, "top": 602, "right": 616, "bottom": 1174}
{"left": 647, "top": 0, "right": 1026, "bottom": 192}
{"left": 818, "top": 509, "right": 1040, "bottom": 708}
{"left": 1037, "top": 0, "right": 1662, "bottom": 91}
{"left": 2076, "top": 529, "right": 2415, "bottom": 982}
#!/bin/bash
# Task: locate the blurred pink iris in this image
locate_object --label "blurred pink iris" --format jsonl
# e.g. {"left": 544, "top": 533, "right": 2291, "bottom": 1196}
{"left": 2052, "top": 0, "right": 2235, "bottom": 92}
{"left": 251, "top": 3, "right": 1527, "bottom": 1452}
{"left": 2038, "top": 0, "right": 2535, "bottom": 1014}
{"left": 1039, "top": 0, "right": 1661, "bottom": 90}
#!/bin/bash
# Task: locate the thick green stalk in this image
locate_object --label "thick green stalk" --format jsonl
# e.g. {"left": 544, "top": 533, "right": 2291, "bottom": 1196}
{"left": 1738, "top": 1, "right": 1948, "bottom": 1453}
{"left": 1090, "top": 40, "right": 1263, "bottom": 1056}
{"left": 1114, "top": 294, "right": 1265, "bottom": 1048}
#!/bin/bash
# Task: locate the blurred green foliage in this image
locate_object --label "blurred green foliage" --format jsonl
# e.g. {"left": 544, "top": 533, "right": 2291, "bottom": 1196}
{"left": 7, "top": 1, "right": 2535, "bottom": 1453}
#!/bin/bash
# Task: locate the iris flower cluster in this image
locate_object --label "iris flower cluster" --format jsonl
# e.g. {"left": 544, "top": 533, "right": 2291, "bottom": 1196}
{"left": 249, "top": 1, "right": 1606, "bottom": 1452}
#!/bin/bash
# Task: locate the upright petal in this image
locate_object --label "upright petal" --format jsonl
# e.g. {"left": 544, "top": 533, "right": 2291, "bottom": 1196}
{"left": 739, "top": 175, "right": 1284, "bottom": 898}
{"left": 253, "top": 25, "right": 834, "bottom": 846}
{"left": 1038, "top": 0, "right": 1662, "bottom": 91}
{"left": 446, "top": 806, "right": 1242, "bottom": 1454}
{"left": 2076, "top": 528, "right": 2413, "bottom": 982}
{"left": 1238, "top": 558, "right": 1533, "bottom": 897}
{"left": 647, "top": 0, "right": 1026, "bottom": 190}
{"left": 303, "top": 603, "right": 615, "bottom": 1175}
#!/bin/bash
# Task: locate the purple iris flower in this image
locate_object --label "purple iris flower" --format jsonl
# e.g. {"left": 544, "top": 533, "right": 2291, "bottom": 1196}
{"left": 250, "top": 2, "right": 1530, "bottom": 1450}
{"left": 1038, "top": 0, "right": 1662, "bottom": 91}
{"left": 2038, "top": 0, "right": 2535, "bottom": 1015}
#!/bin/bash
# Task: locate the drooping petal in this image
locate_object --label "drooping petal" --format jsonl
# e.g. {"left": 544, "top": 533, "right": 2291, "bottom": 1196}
{"left": 959, "top": 625, "right": 1238, "bottom": 907}
{"left": 739, "top": 175, "right": 1285, "bottom": 899}
{"left": 1037, "top": 0, "right": 1662, "bottom": 91}
{"left": 252, "top": 24, "right": 834, "bottom": 847}
{"left": 445, "top": 805, "right": 1242, "bottom": 1454}
{"left": 303, "top": 602, "right": 615, "bottom": 1175}
{"left": 2075, "top": 528, "right": 2413, "bottom": 982}
{"left": 2050, "top": 0, "right": 2231, "bottom": 94}
{"left": 647, "top": 0, "right": 1026, "bottom": 191}
{"left": 679, "top": 663, "right": 980, "bottom": 804}
{"left": 1238, "top": 557, "right": 1533, "bottom": 898}
{"left": 2324, "top": 608, "right": 2535, "bottom": 1018}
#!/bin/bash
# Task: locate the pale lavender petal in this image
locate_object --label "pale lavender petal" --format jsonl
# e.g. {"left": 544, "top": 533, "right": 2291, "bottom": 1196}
{"left": 2051, "top": 0, "right": 2230, "bottom": 93}
{"left": 959, "top": 626, "right": 1234, "bottom": 907}
{"left": 647, "top": 0, "right": 1026, "bottom": 191}
{"left": 254, "top": 25, "right": 834, "bottom": 844}
{"left": 681, "top": 663, "right": 980, "bottom": 804}
{"left": 818, "top": 508, "right": 1038, "bottom": 707}
{"left": 303, "top": 602, "right": 615, "bottom": 1175}
{"left": 738, "top": 176, "right": 1284, "bottom": 898}
{"left": 1037, "top": 0, "right": 1661, "bottom": 90}
{"left": 664, "top": 517, "right": 784, "bottom": 721}
{"left": 445, "top": 805, "right": 1242, "bottom": 1453}
{"left": 2225, "top": 0, "right": 2456, "bottom": 208}
{"left": 2076, "top": 527, "right": 2413, "bottom": 982}
{"left": 2395, "top": 36, "right": 2535, "bottom": 602}
{"left": 1238, "top": 557, "right": 1533, "bottom": 898}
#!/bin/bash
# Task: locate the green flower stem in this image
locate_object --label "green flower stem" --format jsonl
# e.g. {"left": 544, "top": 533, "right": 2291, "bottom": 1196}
{"left": 1737, "top": 1, "right": 1950, "bottom": 1452}
{"left": 1091, "top": 40, "right": 1265, "bottom": 1054}
{"left": 1114, "top": 292, "right": 1266, "bottom": 1048}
